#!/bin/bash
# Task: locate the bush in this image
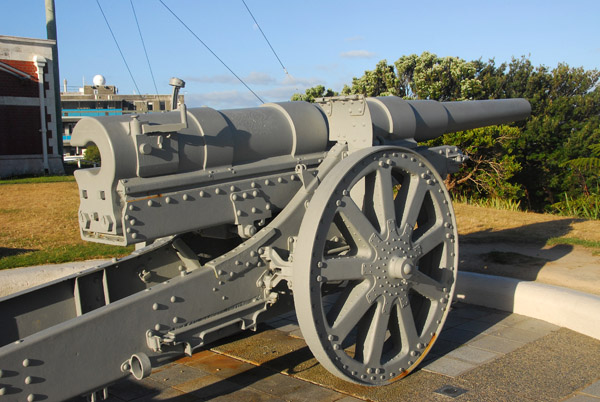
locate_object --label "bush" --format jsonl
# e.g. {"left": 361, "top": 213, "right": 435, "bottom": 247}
{"left": 548, "top": 193, "right": 600, "bottom": 220}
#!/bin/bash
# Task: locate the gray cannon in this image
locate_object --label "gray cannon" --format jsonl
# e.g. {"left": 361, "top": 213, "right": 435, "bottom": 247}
{"left": 0, "top": 92, "right": 530, "bottom": 400}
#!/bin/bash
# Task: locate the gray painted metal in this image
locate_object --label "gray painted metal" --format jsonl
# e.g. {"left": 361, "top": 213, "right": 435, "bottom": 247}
{"left": 0, "top": 94, "right": 530, "bottom": 400}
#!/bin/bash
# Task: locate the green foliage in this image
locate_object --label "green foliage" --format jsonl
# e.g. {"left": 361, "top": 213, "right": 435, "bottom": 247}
{"left": 0, "top": 175, "right": 75, "bottom": 185}
{"left": 427, "top": 125, "right": 523, "bottom": 201}
{"left": 561, "top": 143, "right": 600, "bottom": 197}
{"left": 84, "top": 145, "right": 102, "bottom": 163}
{"left": 564, "top": 144, "right": 600, "bottom": 172}
{"left": 454, "top": 195, "right": 522, "bottom": 212}
{"left": 546, "top": 237, "right": 600, "bottom": 255}
{"left": 548, "top": 193, "right": 600, "bottom": 220}
{"left": 342, "top": 60, "right": 400, "bottom": 97}
{"left": 504, "top": 61, "right": 600, "bottom": 210}
{"left": 0, "top": 243, "right": 134, "bottom": 270}
{"left": 291, "top": 85, "right": 337, "bottom": 102}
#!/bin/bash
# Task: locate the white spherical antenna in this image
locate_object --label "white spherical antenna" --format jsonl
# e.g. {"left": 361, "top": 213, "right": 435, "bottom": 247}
{"left": 92, "top": 74, "right": 106, "bottom": 86}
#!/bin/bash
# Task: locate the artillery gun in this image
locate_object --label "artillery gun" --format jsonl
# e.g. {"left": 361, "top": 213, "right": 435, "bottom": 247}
{"left": 0, "top": 90, "right": 530, "bottom": 401}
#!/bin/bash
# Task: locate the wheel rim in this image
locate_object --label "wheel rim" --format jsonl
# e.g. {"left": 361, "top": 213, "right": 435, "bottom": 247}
{"left": 293, "top": 146, "right": 458, "bottom": 385}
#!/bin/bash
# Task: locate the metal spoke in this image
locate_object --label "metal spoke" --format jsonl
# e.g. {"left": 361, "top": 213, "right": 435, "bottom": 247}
{"left": 330, "top": 282, "right": 373, "bottom": 341}
{"left": 396, "top": 301, "right": 419, "bottom": 352}
{"left": 410, "top": 270, "right": 445, "bottom": 302}
{"left": 322, "top": 256, "right": 367, "bottom": 282}
{"left": 399, "top": 177, "right": 428, "bottom": 228}
{"left": 374, "top": 167, "right": 396, "bottom": 227}
{"left": 361, "top": 301, "right": 391, "bottom": 366}
{"left": 338, "top": 196, "right": 380, "bottom": 246}
{"left": 413, "top": 224, "right": 445, "bottom": 256}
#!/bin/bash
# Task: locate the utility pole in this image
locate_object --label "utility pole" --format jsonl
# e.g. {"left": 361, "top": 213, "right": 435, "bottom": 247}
{"left": 45, "top": 0, "right": 64, "bottom": 156}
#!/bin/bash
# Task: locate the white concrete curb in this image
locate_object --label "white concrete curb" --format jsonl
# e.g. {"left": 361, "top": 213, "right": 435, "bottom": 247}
{"left": 455, "top": 271, "right": 600, "bottom": 341}
{"left": 0, "top": 260, "right": 109, "bottom": 298}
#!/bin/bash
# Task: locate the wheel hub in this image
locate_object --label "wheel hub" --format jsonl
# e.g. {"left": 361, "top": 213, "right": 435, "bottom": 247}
{"left": 362, "top": 220, "right": 423, "bottom": 313}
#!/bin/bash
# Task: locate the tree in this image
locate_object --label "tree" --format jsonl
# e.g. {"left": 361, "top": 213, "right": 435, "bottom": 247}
{"left": 562, "top": 143, "right": 600, "bottom": 196}
{"left": 426, "top": 126, "right": 523, "bottom": 200}
{"left": 291, "top": 85, "right": 337, "bottom": 102}
{"left": 342, "top": 53, "right": 484, "bottom": 100}
{"left": 398, "top": 52, "right": 483, "bottom": 101}
{"left": 505, "top": 62, "right": 600, "bottom": 208}
{"left": 342, "top": 60, "right": 400, "bottom": 97}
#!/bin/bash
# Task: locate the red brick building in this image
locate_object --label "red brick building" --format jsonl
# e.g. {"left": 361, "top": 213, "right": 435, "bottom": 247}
{"left": 0, "top": 35, "right": 64, "bottom": 177}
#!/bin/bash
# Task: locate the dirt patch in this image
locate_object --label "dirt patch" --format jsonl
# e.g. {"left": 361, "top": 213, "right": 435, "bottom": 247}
{"left": 454, "top": 203, "right": 600, "bottom": 244}
{"left": 459, "top": 242, "right": 600, "bottom": 295}
{"left": 482, "top": 251, "right": 549, "bottom": 266}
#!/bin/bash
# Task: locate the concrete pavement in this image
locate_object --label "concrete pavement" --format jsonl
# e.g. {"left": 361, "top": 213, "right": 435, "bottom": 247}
{"left": 75, "top": 302, "right": 600, "bottom": 401}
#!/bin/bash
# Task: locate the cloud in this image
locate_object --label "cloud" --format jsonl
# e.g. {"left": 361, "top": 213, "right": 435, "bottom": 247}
{"left": 245, "top": 71, "right": 276, "bottom": 85}
{"left": 184, "top": 74, "right": 237, "bottom": 84}
{"left": 261, "top": 86, "right": 306, "bottom": 100}
{"left": 345, "top": 35, "right": 364, "bottom": 42}
{"left": 314, "top": 63, "right": 341, "bottom": 73}
{"left": 181, "top": 72, "right": 331, "bottom": 109}
{"left": 281, "top": 74, "right": 322, "bottom": 87}
{"left": 185, "top": 90, "right": 260, "bottom": 109}
{"left": 340, "top": 50, "right": 376, "bottom": 59}
{"left": 183, "top": 78, "right": 329, "bottom": 110}
{"left": 184, "top": 71, "right": 276, "bottom": 86}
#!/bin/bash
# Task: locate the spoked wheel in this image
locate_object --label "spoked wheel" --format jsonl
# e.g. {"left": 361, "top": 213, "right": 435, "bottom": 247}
{"left": 293, "top": 146, "right": 458, "bottom": 385}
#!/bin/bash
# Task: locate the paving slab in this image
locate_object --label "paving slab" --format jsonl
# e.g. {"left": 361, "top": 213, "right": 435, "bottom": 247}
{"left": 564, "top": 396, "right": 600, "bottom": 402}
{"left": 582, "top": 381, "right": 600, "bottom": 397}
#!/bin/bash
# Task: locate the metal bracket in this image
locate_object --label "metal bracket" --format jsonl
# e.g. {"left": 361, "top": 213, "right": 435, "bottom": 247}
{"left": 315, "top": 95, "right": 373, "bottom": 152}
{"left": 132, "top": 105, "right": 188, "bottom": 178}
{"left": 145, "top": 299, "right": 270, "bottom": 357}
{"left": 295, "top": 164, "right": 317, "bottom": 189}
{"left": 418, "top": 145, "right": 468, "bottom": 176}
{"left": 259, "top": 247, "right": 293, "bottom": 290}
{"left": 142, "top": 105, "right": 188, "bottom": 135}
{"left": 315, "top": 94, "right": 366, "bottom": 116}
{"left": 230, "top": 189, "right": 273, "bottom": 226}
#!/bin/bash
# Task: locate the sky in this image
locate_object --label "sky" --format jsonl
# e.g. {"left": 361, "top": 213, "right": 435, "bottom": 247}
{"left": 2, "top": 0, "right": 599, "bottom": 109}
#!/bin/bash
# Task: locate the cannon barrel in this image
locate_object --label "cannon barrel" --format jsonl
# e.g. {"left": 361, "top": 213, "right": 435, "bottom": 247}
{"left": 364, "top": 97, "right": 532, "bottom": 142}
{"left": 70, "top": 96, "right": 530, "bottom": 180}
{"left": 70, "top": 95, "right": 529, "bottom": 245}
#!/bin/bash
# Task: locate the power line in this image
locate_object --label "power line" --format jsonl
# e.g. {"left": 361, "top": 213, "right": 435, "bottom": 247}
{"left": 241, "top": 0, "right": 290, "bottom": 77}
{"left": 130, "top": 0, "right": 159, "bottom": 95}
{"left": 95, "top": 0, "right": 142, "bottom": 96}
{"left": 158, "top": 0, "right": 264, "bottom": 104}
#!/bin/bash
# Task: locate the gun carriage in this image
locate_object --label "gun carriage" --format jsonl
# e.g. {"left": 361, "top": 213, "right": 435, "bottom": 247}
{"left": 0, "top": 88, "right": 530, "bottom": 401}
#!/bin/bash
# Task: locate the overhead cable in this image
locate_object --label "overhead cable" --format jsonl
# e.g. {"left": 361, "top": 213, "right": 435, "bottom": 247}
{"left": 130, "top": 0, "right": 159, "bottom": 95}
{"left": 158, "top": 0, "right": 264, "bottom": 104}
{"left": 95, "top": 0, "right": 142, "bottom": 96}
{"left": 241, "top": 0, "right": 290, "bottom": 78}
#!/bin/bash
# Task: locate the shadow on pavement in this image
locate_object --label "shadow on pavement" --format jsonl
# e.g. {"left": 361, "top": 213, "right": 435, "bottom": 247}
{"left": 459, "top": 219, "right": 577, "bottom": 281}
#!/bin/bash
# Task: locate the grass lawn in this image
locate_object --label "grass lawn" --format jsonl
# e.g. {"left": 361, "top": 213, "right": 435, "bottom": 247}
{"left": 0, "top": 180, "right": 132, "bottom": 269}
{"left": 0, "top": 179, "right": 598, "bottom": 270}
